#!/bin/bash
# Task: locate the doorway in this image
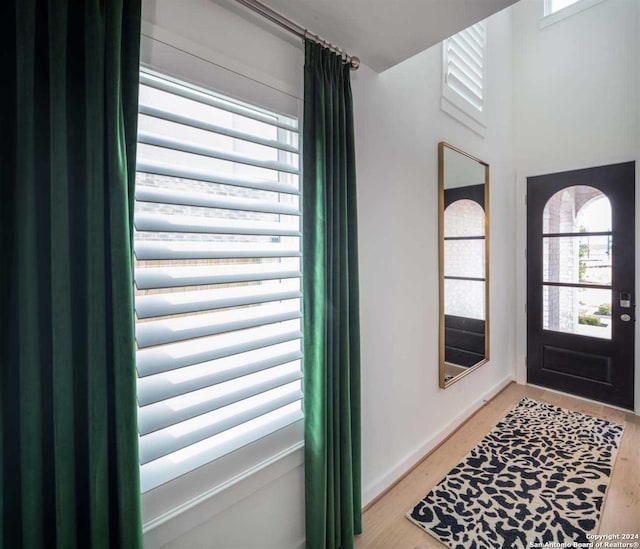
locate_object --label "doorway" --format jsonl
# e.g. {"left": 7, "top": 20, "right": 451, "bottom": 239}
{"left": 526, "top": 162, "right": 635, "bottom": 409}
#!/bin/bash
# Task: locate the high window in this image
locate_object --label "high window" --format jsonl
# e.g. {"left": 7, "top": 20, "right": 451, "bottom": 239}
{"left": 442, "top": 20, "right": 486, "bottom": 131}
{"left": 133, "top": 68, "right": 303, "bottom": 495}
{"left": 541, "top": 0, "right": 604, "bottom": 26}
{"left": 545, "top": 0, "right": 581, "bottom": 13}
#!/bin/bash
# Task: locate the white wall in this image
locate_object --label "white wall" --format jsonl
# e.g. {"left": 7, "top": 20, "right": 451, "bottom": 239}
{"left": 511, "top": 0, "right": 640, "bottom": 413}
{"left": 351, "top": 7, "right": 516, "bottom": 505}
{"left": 162, "top": 466, "right": 305, "bottom": 549}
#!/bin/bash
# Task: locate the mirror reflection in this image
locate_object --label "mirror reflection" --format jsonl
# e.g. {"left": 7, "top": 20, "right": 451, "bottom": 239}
{"left": 439, "top": 143, "right": 489, "bottom": 388}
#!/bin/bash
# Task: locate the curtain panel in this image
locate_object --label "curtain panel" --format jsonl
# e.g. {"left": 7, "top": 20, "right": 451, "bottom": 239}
{"left": 1, "top": 2, "right": 142, "bottom": 548}
{"left": 303, "top": 40, "right": 362, "bottom": 549}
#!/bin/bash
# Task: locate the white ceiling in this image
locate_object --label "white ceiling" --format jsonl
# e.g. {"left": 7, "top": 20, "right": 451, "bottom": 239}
{"left": 224, "top": 0, "right": 519, "bottom": 72}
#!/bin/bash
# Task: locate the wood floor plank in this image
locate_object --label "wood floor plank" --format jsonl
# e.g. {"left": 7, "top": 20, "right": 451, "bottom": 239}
{"left": 597, "top": 405, "right": 627, "bottom": 424}
{"left": 355, "top": 383, "right": 640, "bottom": 548}
{"left": 600, "top": 414, "right": 640, "bottom": 534}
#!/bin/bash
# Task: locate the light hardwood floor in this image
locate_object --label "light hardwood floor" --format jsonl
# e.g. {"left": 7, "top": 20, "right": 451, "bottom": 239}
{"left": 355, "top": 383, "right": 640, "bottom": 548}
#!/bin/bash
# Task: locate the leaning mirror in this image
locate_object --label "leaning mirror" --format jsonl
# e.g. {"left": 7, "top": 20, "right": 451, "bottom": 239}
{"left": 439, "top": 142, "right": 490, "bottom": 388}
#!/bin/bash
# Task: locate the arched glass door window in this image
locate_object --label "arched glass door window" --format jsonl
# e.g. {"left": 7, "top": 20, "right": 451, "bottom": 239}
{"left": 542, "top": 185, "right": 612, "bottom": 339}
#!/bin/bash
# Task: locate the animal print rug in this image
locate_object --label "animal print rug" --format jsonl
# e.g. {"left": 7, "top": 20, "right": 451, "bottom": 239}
{"left": 407, "top": 398, "right": 624, "bottom": 549}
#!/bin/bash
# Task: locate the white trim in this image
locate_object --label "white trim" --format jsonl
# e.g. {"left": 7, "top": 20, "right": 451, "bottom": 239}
{"left": 361, "top": 375, "right": 514, "bottom": 506}
{"left": 141, "top": 21, "right": 302, "bottom": 100}
{"left": 143, "top": 443, "right": 304, "bottom": 549}
{"left": 540, "top": 0, "right": 606, "bottom": 29}
{"left": 440, "top": 96, "right": 486, "bottom": 138}
{"left": 526, "top": 383, "right": 635, "bottom": 414}
{"left": 140, "top": 22, "right": 302, "bottom": 113}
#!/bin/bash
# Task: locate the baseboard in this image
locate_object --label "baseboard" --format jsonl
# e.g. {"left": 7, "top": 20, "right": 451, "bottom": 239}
{"left": 361, "top": 375, "right": 514, "bottom": 507}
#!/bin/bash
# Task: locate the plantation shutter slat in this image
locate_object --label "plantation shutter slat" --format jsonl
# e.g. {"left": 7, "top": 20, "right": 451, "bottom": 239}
{"left": 134, "top": 212, "right": 301, "bottom": 237}
{"left": 140, "top": 406, "right": 303, "bottom": 492}
{"left": 135, "top": 263, "right": 301, "bottom": 290}
{"left": 134, "top": 241, "right": 301, "bottom": 261}
{"left": 138, "top": 131, "right": 300, "bottom": 175}
{"left": 137, "top": 348, "right": 304, "bottom": 406}
{"left": 466, "top": 22, "right": 485, "bottom": 49}
{"left": 447, "top": 49, "right": 482, "bottom": 84}
{"left": 140, "top": 385, "right": 304, "bottom": 464}
{"left": 137, "top": 161, "right": 300, "bottom": 194}
{"left": 139, "top": 72, "right": 299, "bottom": 132}
{"left": 136, "top": 304, "right": 302, "bottom": 348}
{"left": 138, "top": 104, "right": 299, "bottom": 154}
{"left": 134, "top": 68, "right": 303, "bottom": 493}
{"left": 138, "top": 369, "right": 303, "bottom": 436}
{"left": 447, "top": 72, "right": 483, "bottom": 104}
{"left": 136, "top": 327, "right": 303, "bottom": 376}
{"left": 135, "top": 286, "right": 302, "bottom": 319}
{"left": 135, "top": 185, "right": 300, "bottom": 216}
{"left": 451, "top": 33, "right": 482, "bottom": 65}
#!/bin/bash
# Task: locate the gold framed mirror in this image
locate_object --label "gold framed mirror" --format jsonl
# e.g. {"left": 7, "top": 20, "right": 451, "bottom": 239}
{"left": 438, "top": 142, "right": 490, "bottom": 388}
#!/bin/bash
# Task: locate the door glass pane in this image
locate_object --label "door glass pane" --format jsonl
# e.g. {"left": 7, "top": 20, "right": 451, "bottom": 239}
{"left": 445, "top": 279, "right": 485, "bottom": 320}
{"left": 444, "top": 239, "right": 485, "bottom": 278}
{"left": 542, "top": 186, "right": 611, "bottom": 234}
{"left": 543, "top": 286, "right": 611, "bottom": 339}
{"left": 543, "top": 235, "right": 612, "bottom": 286}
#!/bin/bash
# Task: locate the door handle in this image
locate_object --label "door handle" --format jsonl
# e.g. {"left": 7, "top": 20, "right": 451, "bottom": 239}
{"left": 621, "top": 314, "right": 632, "bottom": 322}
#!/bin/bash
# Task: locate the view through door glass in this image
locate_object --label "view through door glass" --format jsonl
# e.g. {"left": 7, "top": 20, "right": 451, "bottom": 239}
{"left": 542, "top": 186, "right": 612, "bottom": 339}
{"left": 527, "top": 162, "right": 635, "bottom": 409}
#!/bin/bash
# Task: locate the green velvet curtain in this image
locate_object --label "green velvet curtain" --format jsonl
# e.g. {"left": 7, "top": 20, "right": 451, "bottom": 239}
{"left": 303, "top": 40, "right": 362, "bottom": 549}
{"left": 1, "top": 2, "right": 142, "bottom": 548}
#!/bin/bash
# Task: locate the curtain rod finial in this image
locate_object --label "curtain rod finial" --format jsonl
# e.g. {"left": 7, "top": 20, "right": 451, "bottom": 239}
{"left": 350, "top": 56, "right": 360, "bottom": 70}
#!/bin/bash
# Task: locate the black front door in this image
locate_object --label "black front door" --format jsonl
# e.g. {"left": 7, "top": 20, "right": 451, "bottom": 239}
{"left": 527, "top": 162, "right": 635, "bottom": 409}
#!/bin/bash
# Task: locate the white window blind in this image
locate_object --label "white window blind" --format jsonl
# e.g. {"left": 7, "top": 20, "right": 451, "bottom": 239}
{"left": 444, "top": 21, "right": 486, "bottom": 113}
{"left": 134, "top": 69, "right": 303, "bottom": 494}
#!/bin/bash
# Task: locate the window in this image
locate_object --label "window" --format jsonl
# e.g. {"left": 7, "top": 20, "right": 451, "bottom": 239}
{"left": 541, "top": 0, "right": 604, "bottom": 27}
{"left": 441, "top": 21, "right": 486, "bottom": 132}
{"left": 545, "top": 0, "right": 581, "bottom": 14}
{"left": 134, "top": 69, "right": 303, "bottom": 494}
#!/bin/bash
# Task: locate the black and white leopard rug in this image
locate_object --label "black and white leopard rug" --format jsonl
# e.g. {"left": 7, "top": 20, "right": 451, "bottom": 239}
{"left": 407, "top": 398, "right": 624, "bottom": 549}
